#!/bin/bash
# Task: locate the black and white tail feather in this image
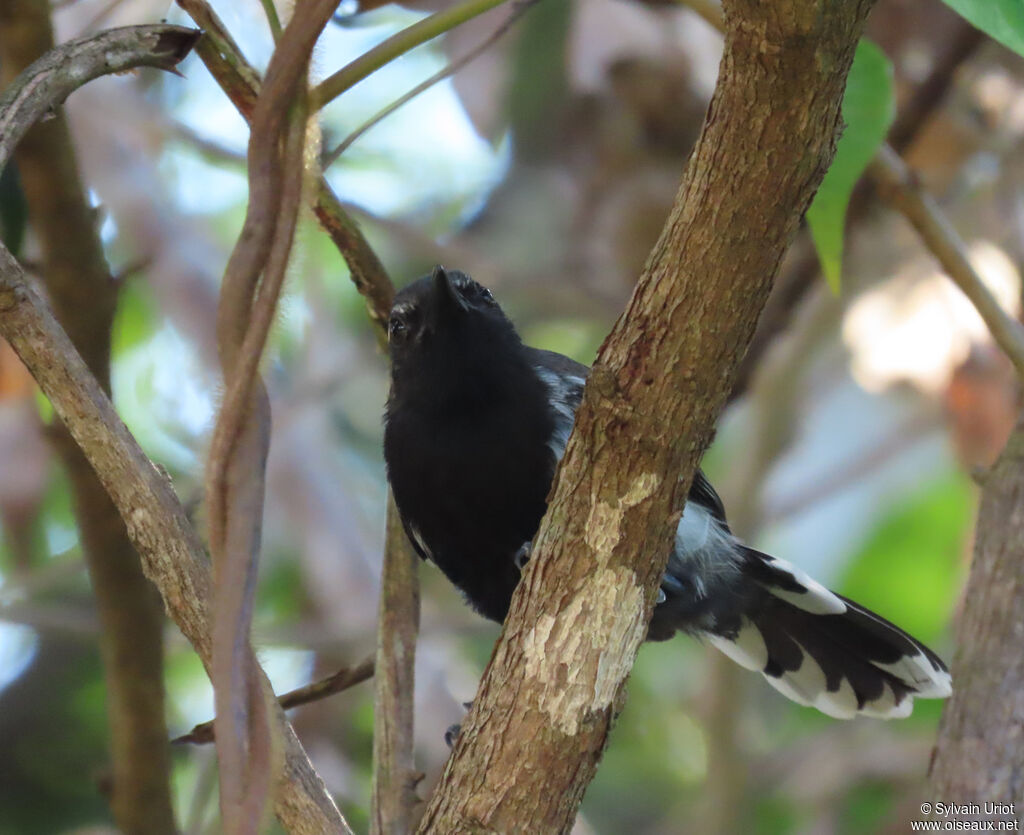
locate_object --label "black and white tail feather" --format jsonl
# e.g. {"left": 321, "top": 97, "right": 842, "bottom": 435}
{"left": 529, "top": 347, "right": 951, "bottom": 719}
{"left": 384, "top": 267, "right": 952, "bottom": 722}
{"left": 710, "top": 550, "right": 951, "bottom": 718}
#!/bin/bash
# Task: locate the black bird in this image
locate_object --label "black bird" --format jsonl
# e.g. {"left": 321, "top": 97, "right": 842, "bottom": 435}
{"left": 383, "top": 266, "right": 952, "bottom": 718}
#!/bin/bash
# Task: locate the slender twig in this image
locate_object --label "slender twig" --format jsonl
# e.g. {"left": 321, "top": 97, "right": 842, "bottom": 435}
{"left": 0, "top": 26, "right": 352, "bottom": 835}
{"left": 177, "top": 0, "right": 396, "bottom": 337}
{"left": 311, "top": 0, "right": 510, "bottom": 109}
{"left": 204, "top": 3, "right": 338, "bottom": 831}
{"left": 260, "top": 0, "right": 283, "bottom": 42}
{"left": 869, "top": 144, "right": 1024, "bottom": 381}
{"left": 886, "top": 23, "right": 985, "bottom": 153}
{"left": 168, "top": 120, "right": 247, "bottom": 165}
{"left": 371, "top": 495, "right": 422, "bottom": 833}
{"left": 323, "top": 0, "right": 535, "bottom": 168}
{"left": 173, "top": 656, "right": 376, "bottom": 745}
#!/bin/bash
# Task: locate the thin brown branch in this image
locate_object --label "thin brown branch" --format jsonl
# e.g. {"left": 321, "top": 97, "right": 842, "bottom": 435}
{"left": 869, "top": 144, "right": 1024, "bottom": 380}
{"left": 323, "top": 0, "right": 535, "bottom": 168}
{"left": 173, "top": 656, "right": 376, "bottom": 746}
{"left": 0, "top": 28, "right": 352, "bottom": 835}
{"left": 418, "top": 0, "right": 877, "bottom": 830}
{"left": 371, "top": 494, "right": 422, "bottom": 834}
{"left": 0, "top": 15, "right": 201, "bottom": 834}
{"left": 0, "top": 24, "right": 200, "bottom": 166}
{"left": 203, "top": 3, "right": 340, "bottom": 831}
{"left": 886, "top": 22, "right": 985, "bottom": 153}
{"left": 169, "top": 119, "right": 248, "bottom": 165}
{"left": 927, "top": 410, "right": 1024, "bottom": 815}
{"left": 177, "top": 0, "right": 396, "bottom": 337}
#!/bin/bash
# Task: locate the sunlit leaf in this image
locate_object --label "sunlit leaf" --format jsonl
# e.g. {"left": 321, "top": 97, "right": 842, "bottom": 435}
{"left": 807, "top": 40, "right": 894, "bottom": 291}
{"left": 941, "top": 0, "right": 1024, "bottom": 57}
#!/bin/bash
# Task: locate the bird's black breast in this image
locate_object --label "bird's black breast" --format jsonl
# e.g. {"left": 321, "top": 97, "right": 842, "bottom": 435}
{"left": 384, "top": 371, "right": 556, "bottom": 622}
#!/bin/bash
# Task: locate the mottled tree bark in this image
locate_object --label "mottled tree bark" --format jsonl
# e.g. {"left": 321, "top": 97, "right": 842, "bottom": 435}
{"left": 0, "top": 3, "right": 175, "bottom": 832}
{"left": 418, "top": 1, "right": 876, "bottom": 832}
{"left": 928, "top": 414, "right": 1024, "bottom": 823}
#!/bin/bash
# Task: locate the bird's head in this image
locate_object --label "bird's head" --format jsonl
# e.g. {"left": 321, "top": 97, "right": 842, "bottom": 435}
{"left": 386, "top": 265, "right": 521, "bottom": 379}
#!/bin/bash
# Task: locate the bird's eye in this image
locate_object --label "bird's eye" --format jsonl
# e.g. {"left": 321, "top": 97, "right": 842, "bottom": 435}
{"left": 388, "top": 315, "right": 407, "bottom": 342}
{"left": 465, "top": 283, "right": 495, "bottom": 305}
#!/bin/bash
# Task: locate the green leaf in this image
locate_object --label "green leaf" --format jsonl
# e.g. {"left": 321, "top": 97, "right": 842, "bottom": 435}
{"left": 807, "top": 40, "right": 894, "bottom": 291}
{"left": 941, "top": 0, "right": 1024, "bottom": 57}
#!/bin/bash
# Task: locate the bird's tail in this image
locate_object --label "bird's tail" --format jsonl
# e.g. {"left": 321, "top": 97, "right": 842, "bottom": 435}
{"left": 705, "top": 547, "right": 952, "bottom": 718}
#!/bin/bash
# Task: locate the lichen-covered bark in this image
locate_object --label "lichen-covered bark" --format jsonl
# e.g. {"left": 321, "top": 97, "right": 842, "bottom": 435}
{"left": 418, "top": 1, "right": 876, "bottom": 831}
{"left": 0, "top": 5, "right": 176, "bottom": 831}
{"left": 928, "top": 414, "right": 1024, "bottom": 820}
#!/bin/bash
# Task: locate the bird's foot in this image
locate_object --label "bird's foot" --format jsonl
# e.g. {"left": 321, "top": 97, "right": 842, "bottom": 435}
{"left": 444, "top": 700, "right": 474, "bottom": 748}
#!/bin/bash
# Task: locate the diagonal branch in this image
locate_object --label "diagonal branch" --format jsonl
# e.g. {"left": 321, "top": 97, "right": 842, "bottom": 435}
{"left": 371, "top": 495, "right": 422, "bottom": 833}
{"left": 0, "top": 25, "right": 199, "bottom": 165}
{"left": 869, "top": 144, "right": 1024, "bottom": 379}
{"left": 310, "top": 0, "right": 511, "bottom": 109}
{"left": 927, "top": 412, "right": 1024, "bottom": 814}
{"left": 173, "top": 655, "right": 376, "bottom": 746}
{"left": 177, "top": 0, "right": 396, "bottom": 337}
{"left": 0, "top": 26, "right": 352, "bottom": 835}
{"left": 322, "top": 0, "right": 536, "bottom": 168}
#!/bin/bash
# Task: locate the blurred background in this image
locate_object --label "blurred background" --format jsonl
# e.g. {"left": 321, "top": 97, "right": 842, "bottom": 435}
{"left": 0, "top": 0, "right": 1021, "bottom": 832}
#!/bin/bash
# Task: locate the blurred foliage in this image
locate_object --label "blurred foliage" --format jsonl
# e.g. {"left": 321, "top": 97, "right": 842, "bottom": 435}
{"left": 807, "top": 39, "right": 894, "bottom": 291}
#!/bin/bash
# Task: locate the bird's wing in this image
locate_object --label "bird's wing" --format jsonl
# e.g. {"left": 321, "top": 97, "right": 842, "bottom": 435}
{"left": 525, "top": 346, "right": 728, "bottom": 525}
{"left": 526, "top": 347, "right": 591, "bottom": 385}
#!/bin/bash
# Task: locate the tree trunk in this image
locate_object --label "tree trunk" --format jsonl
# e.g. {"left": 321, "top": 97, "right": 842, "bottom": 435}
{"left": 928, "top": 413, "right": 1024, "bottom": 825}
{"left": 418, "top": 1, "right": 876, "bottom": 832}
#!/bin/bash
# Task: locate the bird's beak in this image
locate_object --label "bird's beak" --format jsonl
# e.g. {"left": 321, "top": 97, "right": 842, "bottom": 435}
{"left": 432, "top": 265, "right": 468, "bottom": 317}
